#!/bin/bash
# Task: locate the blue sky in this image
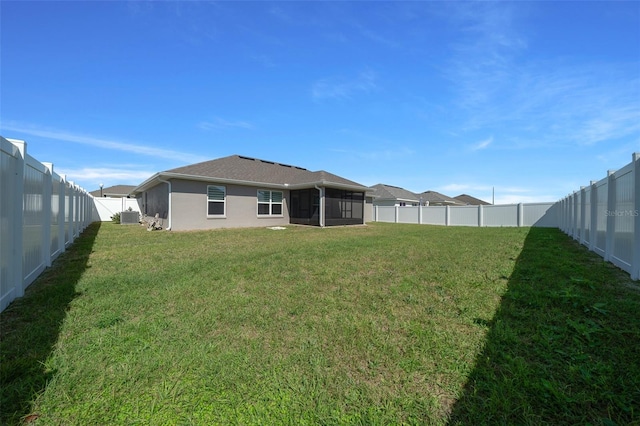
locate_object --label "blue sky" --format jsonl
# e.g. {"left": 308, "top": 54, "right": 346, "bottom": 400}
{"left": 2, "top": 1, "right": 639, "bottom": 204}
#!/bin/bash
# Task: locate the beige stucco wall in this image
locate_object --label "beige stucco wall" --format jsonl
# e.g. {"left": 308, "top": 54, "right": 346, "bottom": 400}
{"left": 169, "top": 179, "right": 290, "bottom": 231}
{"left": 364, "top": 197, "right": 374, "bottom": 223}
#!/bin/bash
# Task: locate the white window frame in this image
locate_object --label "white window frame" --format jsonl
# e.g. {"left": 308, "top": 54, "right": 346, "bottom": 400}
{"left": 207, "top": 185, "right": 226, "bottom": 218}
{"left": 257, "top": 190, "right": 284, "bottom": 217}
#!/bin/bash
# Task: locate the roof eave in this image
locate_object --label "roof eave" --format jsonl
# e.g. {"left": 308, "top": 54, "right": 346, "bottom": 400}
{"left": 131, "top": 173, "right": 370, "bottom": 194}
{"left": 287, "top": 180, "right": 369, "bottom": 192}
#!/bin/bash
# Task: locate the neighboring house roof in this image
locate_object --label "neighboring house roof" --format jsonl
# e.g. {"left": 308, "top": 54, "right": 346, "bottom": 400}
{"left": 132, "top": 155, "right": 369, "bottom": 193}
{"left": 418, "top": 190, "right": 467, "bottom": 206}
{"left": 454, "top": 194, "right": 491, "bottom": 205}
{"left": 90, "top": 185, "right": 136, "bottom": 198}
{"left": 370, "top": 184, "right": 419, "bottom": 203}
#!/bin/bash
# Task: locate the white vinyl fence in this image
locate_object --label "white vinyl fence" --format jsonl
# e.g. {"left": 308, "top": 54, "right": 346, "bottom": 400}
{"left": 0, "top": 137, "right": 98, "bottom": 312}
{"left": 93, "top": 197, "right": 140, "bottom": 222}
{"left": 374, "top": 202, "right": 558, "bottom": 228}
{"left": 558, "top": 153, "right": 639, "bottom": 280}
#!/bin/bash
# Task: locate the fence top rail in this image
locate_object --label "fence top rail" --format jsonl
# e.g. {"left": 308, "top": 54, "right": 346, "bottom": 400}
{"left": 25, "top": 153, "right": 50, "bottom": 174}
{"left": 614, "top": 163, "right": 634, "bottom": 178}
{"left": 1, "top": 136, "right": 22, "bottom": 157}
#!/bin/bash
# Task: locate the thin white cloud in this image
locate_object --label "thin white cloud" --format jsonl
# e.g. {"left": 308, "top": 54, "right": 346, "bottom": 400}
{"left": 441, "top": 183, "right": 531, "bottom": 194}
{"left": 312, "top": 69, "right": 378, "bottom": 101}
{"left": 494, "top": 194, "right": 556, "bottom": 205}
{"left": 437, "top": 183, "right": 555, "bottom": 204}
{"left": 330, "top": 145, "right": 414, "bottom": 162}
{"left": 58, "top": 167, "right": 155, "bottom": 185}
{"left": 198, "top": 117, "right": 254, "bottom": 131}
{"left": 444, "top": 3, "right": 640, "bottom": 149}
{"left": 470, "top": 136, "right": 493, "bottom": 151}
{"left": 1, "top": 123, "right": 208, "bottom": 164}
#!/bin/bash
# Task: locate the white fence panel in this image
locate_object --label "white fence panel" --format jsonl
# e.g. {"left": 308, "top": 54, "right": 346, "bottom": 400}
{"left": 522, "top": 203, "right": 557, "bottom": 227}
{"left": 0, "top": 137, "right": 98, "bottom": 312}
{"left": 611, "top": 166, "right": 635, "bottom": 273}
{"left": 558, "top": 153, "right": 639, "bottom": 280}
{"left": 398, "top": 206, "right": 419, "bottom": 224}
{"left": 375, "top": 206, "right": 396, "bottom": 223}
{"left": 375, "top": 203, "right": 556, "bottom": 228}
{"left": 422, "top": 206, "right": 446, "bottom": 225}
{"left": 594, "top": 178, "right": 608, "bottom": 256}
{"left": 93, "top": 197, "right": 141, "bottom": 221}
{"left": 483, "top": 205, "right": 519, "bottom": 227}
{"left": 22, "top": 155, "right": 47, "bottom": 287}
{"left": 582, "top": 187, "right": 592, "bottom": 246}
{"left": 1, "top": 138, "right": 21, "bottom": 312}
{"left": 449, "top": 206, "right": 479, "bottom": 227}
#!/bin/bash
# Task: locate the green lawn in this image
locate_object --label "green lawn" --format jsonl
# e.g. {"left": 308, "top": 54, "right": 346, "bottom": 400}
{"left": 1, "top": 222, "right": 639, "bottom": 425}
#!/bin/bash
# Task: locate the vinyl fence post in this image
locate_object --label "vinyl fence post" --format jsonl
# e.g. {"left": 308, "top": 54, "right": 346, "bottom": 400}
{"left": 68, "top": 182, "right": 75, "bottom": 245}
{"left": 571, "top": 191, "right": 580, "bottom": 241}
{"left": 517, "top": 203, "right": 523, "bottom": 227}
{"left": 42, "top": 163, "right": 53, "bottom": 267}
{"left": 580, "top": 186, "right": 587, "bottom": 244}
{"left": 564, "top": 197, "right": 569, "bottom": 232}
{"left": 604, "top": 170, "right": 616, "bottom": 262}
{"left": 632, "top": 153, "right": 640, "bottom": 280}
{"left": 58, "top": 176, "right": 66, "bottom": 254}
{"left": 11, "top": 140, "right": 26, "bottom": 298}
{"left": 445, "top": 205, "right": 450, "bottom": 226}
{"left": 478, "top": 204, "right": 483, "bottom": 227}
{"left": 589, "top": 181, "right": 598, "bottom": 252}
{"left": 395, "top": 205, "right": 399, "bottom": 223}
{"left": 374, "top": 205, "right": 378, "bottom": 222}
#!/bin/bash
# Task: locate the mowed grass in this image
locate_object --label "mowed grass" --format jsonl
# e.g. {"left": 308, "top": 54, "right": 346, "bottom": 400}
{"left": 1, "top": 222, "right": 639, "bottom": 425}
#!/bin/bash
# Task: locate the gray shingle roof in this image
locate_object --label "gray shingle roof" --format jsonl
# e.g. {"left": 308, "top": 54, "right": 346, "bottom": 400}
{"left": 90, "top": 185, "right": 136, "bottom": 197}
{"left": 418, "top": 190, "right": 466, "bottom": 206}
{"left": 454, "top": 194, "right": 491, "bottom": 205}
{"left": 370, "top": 184, "right": 419, "bottom": 202}
{"left": 162, "top": 155, "right": 367, "bottom": 189}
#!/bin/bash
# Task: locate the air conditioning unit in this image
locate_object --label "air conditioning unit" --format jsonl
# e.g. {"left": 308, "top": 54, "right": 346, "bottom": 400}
{"left": 120, "top": 211, "right": 139, "bottom": 225}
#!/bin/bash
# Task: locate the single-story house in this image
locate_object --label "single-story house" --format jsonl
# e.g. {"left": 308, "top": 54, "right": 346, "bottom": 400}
{"left": 130, "top": 155, "right": 373, "bottom": 231}
{"left": 370, "top": 184, "right": 420, "bottom": 206}
{"left": 89, "top": 184, "right": 136, "bottom": 198}
{"left": 454, "top": 194, "right": 491, "bottom": 206}
{"left": 418, "top": 190, "right": 467, "bottom": 206}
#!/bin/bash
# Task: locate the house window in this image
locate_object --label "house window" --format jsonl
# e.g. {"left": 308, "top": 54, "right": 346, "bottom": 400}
{"left": 257, "top": 190, "right": 283, "bottom": 216}
{"left": 207, "top": 185, "right": 226, "bottom": 216}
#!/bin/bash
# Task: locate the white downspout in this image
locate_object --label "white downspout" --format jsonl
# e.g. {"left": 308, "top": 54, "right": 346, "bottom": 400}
{"left": 158, "top": 178, "right": 172, "bottom": 230}
{"left": 314, "top": 184, "right": 324, "bottom": 227}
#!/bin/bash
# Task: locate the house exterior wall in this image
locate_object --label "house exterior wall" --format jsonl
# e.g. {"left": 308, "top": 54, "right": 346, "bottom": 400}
{"left": 364, "top": 197, "right": 373, "bottom": 223}
{"left": 373, "top": 199, "right": 419, "bottom": 207}
{"left": 169, "top": 179, "right": 290, "bottom": 231}
{"left": 373, "top": 199, "right": 398, "bottom": 207}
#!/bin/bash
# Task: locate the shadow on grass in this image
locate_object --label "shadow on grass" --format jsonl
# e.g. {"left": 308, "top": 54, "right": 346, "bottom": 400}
{"left": 448, "top": 227, "right": 640, "bottom": 425}
{"left": 0, "top": 222, "right": 101, "bottom": 425}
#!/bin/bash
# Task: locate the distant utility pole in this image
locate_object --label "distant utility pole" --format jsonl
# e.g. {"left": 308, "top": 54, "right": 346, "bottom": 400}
{"left": 492, "top": 187, "right": 495, "bottom": 205}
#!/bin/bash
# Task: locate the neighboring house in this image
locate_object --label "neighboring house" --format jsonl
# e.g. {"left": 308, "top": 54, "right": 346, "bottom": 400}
{"left": 454, "top": 194, "right": 491, "bottom": 206}
{"left": 370, "top": 184, "right": 420, "bottom": 206}
{"left": 130, "top": 155, "right": 373, "bottom": 231}
{"left": 89, "top": 185, "right": 136, "bottom": 198}
{"left": 418, "top": 190, "right": 467, "bottom": 206}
